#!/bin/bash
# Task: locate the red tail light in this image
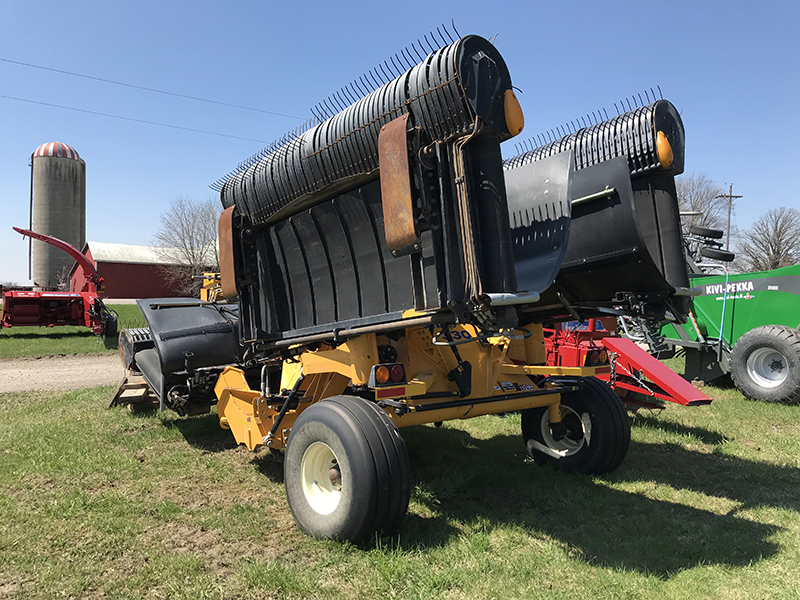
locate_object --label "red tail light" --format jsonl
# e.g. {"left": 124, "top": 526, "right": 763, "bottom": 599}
{"left": 390, "top": 364, "right": 405, "bottom": 382}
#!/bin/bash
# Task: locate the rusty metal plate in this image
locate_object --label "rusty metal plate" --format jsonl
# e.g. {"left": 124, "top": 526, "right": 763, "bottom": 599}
{"left": 378, "top": 113, "right": 417, "bottom": 252}
{"left": 218, "top": 206, "right": 237, "bottom": 299}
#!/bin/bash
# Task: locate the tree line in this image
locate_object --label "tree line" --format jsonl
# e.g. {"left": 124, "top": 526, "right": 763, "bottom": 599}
{"left": 676, "top": 173, "right": 799, "bottom": 273}
{"left": 152, "top": 196, "right": 220, "bottom": 297}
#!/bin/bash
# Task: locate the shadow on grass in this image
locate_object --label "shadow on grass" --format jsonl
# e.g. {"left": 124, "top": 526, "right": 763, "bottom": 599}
{"left": 622, "top": 439, "right": 800, "bottom": 513}
{"left": 396, "top": 422, "right": 787, "bottom": 578}
{"left": 102, "top": 334, "right": 119, "bottom": 350}
{"left": 163, "top": 412, "right": 239, "bottom": 453}
{"left": 631, "top": 413, "right": 728, "bottom": 445}
{"left": 164, "top": 411, "right": 286, "bottom": 481}
{"left": 0, "top": 327, "right": 118, "bottom": 350}
{"left": 707, "top": 374, "right": 737, "bottom": 390}
{"left": 151, "top": 406, "right": 791, "bottom": 577}
{"left": 1, "top": 330, "right": 96, "bottom": 341}
{"left": 252, "top": 450, "right": 285, "bottom": 482}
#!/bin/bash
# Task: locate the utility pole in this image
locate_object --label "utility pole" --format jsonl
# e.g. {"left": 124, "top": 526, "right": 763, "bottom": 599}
{"left": 714, "top": 184, "right": 743, "bottom": 250}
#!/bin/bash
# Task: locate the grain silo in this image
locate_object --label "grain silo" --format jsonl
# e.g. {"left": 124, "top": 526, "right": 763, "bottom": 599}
{"left": 30, "top": 142, "right": 86, "bottom": 290}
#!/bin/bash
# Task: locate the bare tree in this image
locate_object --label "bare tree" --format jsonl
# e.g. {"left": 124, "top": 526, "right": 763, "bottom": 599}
{"left": 152, "top": 196, "right": 221, "bottom": 297}
{"left": 55, "top": 263, "right": 73, "bottom": 292}
{"left": 675, "top": 173, "right": 727, "bottom": 231}
{"left": 735, "top": 207, "right": 800, "bottom": 272}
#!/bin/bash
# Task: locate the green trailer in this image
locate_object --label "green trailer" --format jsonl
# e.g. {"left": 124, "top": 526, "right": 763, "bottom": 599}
{"left": 661, "top": 264, "right": 800, "bottom": 402}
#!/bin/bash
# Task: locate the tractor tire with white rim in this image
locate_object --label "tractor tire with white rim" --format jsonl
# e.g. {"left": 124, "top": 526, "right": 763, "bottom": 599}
{"left": 284, "top": 395, "right": 410, "bottom": 543}
{"left": 730, "top": 325, "right": 800, "bottom": 404}
{"left": 521, "top": 377, "right": 630, "bottom": 474}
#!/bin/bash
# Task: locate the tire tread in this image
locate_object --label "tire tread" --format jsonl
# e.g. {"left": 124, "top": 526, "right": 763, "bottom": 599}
{"left": 325, "top": 397, "right": 410, "bottom": 537}
{"left": 730, "top": 324, "right": 800, "bottom": 404}
{"left": 521, "top": 377, "right": 630, "bottom": 475}
{"left": 285, "top": 402, "right": 378, "bottom": 542}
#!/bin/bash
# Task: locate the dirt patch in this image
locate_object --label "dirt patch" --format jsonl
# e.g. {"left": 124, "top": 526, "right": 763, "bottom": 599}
{"left": 0, "top": 354, "right": 123, "bottom": 394}
{"left": 0, "top": 580, "right": 20, "bottom": 597}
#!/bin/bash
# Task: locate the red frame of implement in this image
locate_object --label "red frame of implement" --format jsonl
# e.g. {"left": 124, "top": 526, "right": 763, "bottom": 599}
{"left": 545, "top": 319, "right": 711, "bottom": 408}
{"left": 1, "top": 290, "right": 104, "bottom": 333}
{"left": 1, "top": 228, "right": 106, "bottom": 334}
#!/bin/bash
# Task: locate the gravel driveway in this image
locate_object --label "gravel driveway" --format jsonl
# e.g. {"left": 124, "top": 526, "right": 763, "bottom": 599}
{"left": 0, "top": 353, "right": 123, "bottom": 394}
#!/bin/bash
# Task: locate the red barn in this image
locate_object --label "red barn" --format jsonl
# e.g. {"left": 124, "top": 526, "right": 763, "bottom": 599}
{"left": 69, "top": 241, "right": 187, "bottom": 299}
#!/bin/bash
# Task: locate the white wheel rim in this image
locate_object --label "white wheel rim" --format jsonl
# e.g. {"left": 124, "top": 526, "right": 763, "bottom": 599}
{"left": 300, "top": 442, "right": 342, "bottom": 515}
{"left": 747, "top": 347, "right": 788, "bottom": 389}
{"left": 539, "top": 405, "right": 591, "bottom": 457}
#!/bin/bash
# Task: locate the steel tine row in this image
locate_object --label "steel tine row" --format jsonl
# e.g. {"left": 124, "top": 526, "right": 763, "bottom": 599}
{"left": 309, "top": 22, "right": 459, "bottom": 126}
{"left": 504, "top": 99, "right": 678, "bottom": 178}
{"left": 215, "top": 29, "right": 501, "bottom": 227}
{"left": 213, "top": 23, "right": 462, "bottom": 198}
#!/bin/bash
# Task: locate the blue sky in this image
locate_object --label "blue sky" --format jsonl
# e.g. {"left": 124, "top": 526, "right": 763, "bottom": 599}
{"left": 2, "top": 0, "right": 798, "bottom": 284}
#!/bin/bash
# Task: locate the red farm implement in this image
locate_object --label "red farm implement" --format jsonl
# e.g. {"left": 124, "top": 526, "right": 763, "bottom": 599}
{"left": 1, "top": 227, "right": 117, "bottom": 336}
{"left": 545, "top": 319, "right": 711, "bottom": 409}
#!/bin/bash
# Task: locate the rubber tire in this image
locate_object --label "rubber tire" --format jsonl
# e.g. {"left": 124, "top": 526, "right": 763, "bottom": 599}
{"left": 700, "top": 246, "right": 735, "bottom": 262}
{"left": 521, "top": 377, "right": 630, "bottom": 474}
{"left": 284, "top": 396, "right": 410, "bottom": 543}
{"left": 730, "top": 325, "right": 800, "bottom": 403}
{"left": 689, "top": 225, "right": 724, "bottom": 239}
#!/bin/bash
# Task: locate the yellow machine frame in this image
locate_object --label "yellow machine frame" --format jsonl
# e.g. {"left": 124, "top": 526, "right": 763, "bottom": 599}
{"left": 215, "top": 322, "right": 609, "bottom": 451}
{"left": 199, "top": 273, "right": 223, "bottom": 302}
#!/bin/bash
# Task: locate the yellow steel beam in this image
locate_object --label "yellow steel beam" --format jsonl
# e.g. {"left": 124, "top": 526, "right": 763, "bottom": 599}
{"left": 300, "top": 334, "right": 379, "bottom": 384}
{"left": 215, "top": 366, "right": 300, "bottom": 451}
{"left": 500, "top": 364, "right": 611, "bottom": 377}
{"left": 215, "top": 367, "right": 264, "bottom": 450}
{"left": 213, "top": 326, "right": 587, "bottom": 449}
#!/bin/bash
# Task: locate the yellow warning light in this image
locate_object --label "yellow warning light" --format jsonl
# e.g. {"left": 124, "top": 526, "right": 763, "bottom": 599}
{"left": 504, "top": 89, "right": 525, "bottom": 137}
{"left": 657, "top": 130, "right": 673, "bottom": 167}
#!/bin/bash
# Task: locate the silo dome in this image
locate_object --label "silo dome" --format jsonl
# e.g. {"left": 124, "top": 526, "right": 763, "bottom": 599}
{"left": 30, "top": 142, "right": 86, "bottom": 290}
{"left": 32, "top": 141, "right": 81, "bottom": 161}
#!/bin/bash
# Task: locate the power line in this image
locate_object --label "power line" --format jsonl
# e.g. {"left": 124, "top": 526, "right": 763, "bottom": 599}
{"left": 0, "top": 94, "right": 270, "bottom": 144}
{"left": 0, "top": 57, "right": 305, "bottom": 120}
{"left": 732, "top": 183, "right": 789, "bottom": 205}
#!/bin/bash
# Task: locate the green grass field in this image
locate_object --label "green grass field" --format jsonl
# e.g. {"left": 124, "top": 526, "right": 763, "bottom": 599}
{"left": 1, "top": 372, "right": 799, "bottom": 599}
{"left": 0, "top": 304, "right": 145, "bottom": 358}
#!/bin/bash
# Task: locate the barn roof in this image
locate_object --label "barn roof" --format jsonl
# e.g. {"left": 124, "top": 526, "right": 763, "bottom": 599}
{"left": 85, "top": 241, "right": 185, "bottom": 266}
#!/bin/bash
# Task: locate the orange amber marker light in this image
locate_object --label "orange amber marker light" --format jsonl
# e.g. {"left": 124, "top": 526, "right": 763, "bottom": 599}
{"left": 599, "top": 349, "right": 609, "bottom": 363}
{"left": 504, "top": 89, "right": 525, "bottom": 137}
{"left": 375, "top": 366, "right": 390, "bottom": 385}
{"left": 657, "top": 130, "right": 673, "bottom": 167}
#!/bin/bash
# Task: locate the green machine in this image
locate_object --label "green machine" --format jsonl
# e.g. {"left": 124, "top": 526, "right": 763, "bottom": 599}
{"left": 662, "top": 263, "right": 800, "bottom": 402}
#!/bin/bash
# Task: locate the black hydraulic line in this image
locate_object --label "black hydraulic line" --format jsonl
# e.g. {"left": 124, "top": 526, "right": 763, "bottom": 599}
{"left": 409, "top": 390, "right": 459, "bottom": 399}
{"left": 262, "top": 313, "right": 456, "bottom": 350}
{"left": 412, "top": 384, "right": 579, "bottom": 413}
{"left": 265, "top": 373, "right": 305, "bottom": 445}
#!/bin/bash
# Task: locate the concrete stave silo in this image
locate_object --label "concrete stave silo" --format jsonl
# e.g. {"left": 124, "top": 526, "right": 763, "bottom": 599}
{"left": 30, "top": 142, "right": 86, "bottom": 290}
